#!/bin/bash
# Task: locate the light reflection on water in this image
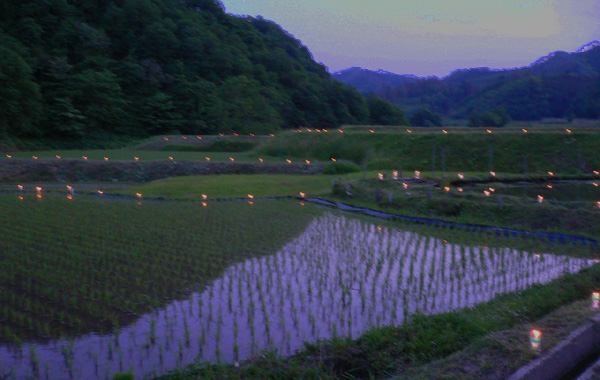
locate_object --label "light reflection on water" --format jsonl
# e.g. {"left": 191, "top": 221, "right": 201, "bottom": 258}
{"left": 0, "top": 213, "right": 595, "bottom": 380}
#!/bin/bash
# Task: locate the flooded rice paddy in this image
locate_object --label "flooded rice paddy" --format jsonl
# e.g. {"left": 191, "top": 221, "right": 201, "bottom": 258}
{"left": 0, "top": 212, "right": 595, "bottom": 380}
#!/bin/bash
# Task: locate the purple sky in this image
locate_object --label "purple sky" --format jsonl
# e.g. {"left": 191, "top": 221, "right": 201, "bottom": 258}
{"left": 220, "top": 0, "right": 600, "bottom": 78}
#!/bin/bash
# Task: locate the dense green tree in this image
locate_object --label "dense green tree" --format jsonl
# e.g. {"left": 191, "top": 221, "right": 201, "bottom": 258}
{"left": 409, "top": 107, "right": 443, "bottom": 127}
{"left": 367, "top": 95, "right": 409, "bottom": 125}
{"left": 0, "top": 47, "right": 42, "bottom": 136}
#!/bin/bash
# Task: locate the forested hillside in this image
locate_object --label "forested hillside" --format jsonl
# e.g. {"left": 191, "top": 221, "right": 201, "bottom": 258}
{"left": 335, "top": 42, "right": 600, "bottom": 122}
{"left": 0, "top": 0, "right": 406, "bottom": 144}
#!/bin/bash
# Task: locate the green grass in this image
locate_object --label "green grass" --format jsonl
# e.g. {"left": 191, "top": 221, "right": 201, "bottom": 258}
{"left": 125, "top": 174, "right": 341, "bottom": 199}
{"left": 259, "top": 130, "right": 600, "bottom": 173}
{"left": 0, "top": 195, "right": 320, "bottom": 343}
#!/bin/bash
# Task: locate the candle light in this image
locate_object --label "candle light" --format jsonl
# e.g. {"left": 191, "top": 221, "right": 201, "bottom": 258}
{"left": 197, "top": 136, "right": 202, "bottom": 139}
{"left": 32, "top": 156, "right": 38, "bottom": 159}
{"left": 490, "top": 171, "right": 496, "bottom": 177}
{"left": 444, "top": 186, "right": 450, "bottom": 192}
{"left": 247, "top": 194, "right": 254, "bottom": 199}
{"left": 529, "top": 329, "right": 542, "bottom": 351}
{"left": 547, "top": 171, "right": 554, "bottom": 176}
{"left": 202, "top": 202, "right": 207, "bottom": 207}
{"left": 56, "top": 155, "right": 61, "bottom": 159}
{"left": 305, "top": 160, "right": 311, "bottom": 164}
{"left": 164, "top": 137, "right": 169, "bottom": 141}
{"left": 457, "top": 187, "right": 464, "bottom": 192}
{"left": 592, "top": 292, "right": 600, "bottom": 309}
{"left": 104, "top": 157, "right": 109, "bottom": 161}
{"left": 547, "top": 184, "right": 553, "bottom": 189}
{"left": 458, "top": 173, "right": 464, "bottom": 179}
{"left": 369, "top": 129, "right": 375, "bottom": 133}
{"left": 331, "top": 158, "right": 337, "bottom": 162}
{"left": 6, "top": 154, "right": 12, "bottom": 158}
{"left": 566, "top": 128, "right": 572, "bottom": 134}
{"left": 522, "top": 128, "right": 528, "bottom": 133}
{"left": 414, "top": 170, "right": 420, "bottom": 179}
{"left": 338, "top": 129, "right": 344, "bottom": 133}
{"left": 229, "top": 157, "right": 235, "bottom": 162}
{"left": 205, "top": 157, "right": 210, "bottom": 161}
{"left": 82, "top": 156, "right": 88, "bottom": 160}
{"left": 486, "top": 129, "right": 492, "bottom": 134}
{"left": 202, "top": 194, "right": 208, "bottom": 200}
{"left": 134, "top": 157, "right": 139, "bottom": 161}
{"left": 442, "top": 129, "right": 448, "bottom": 134}
{"left": 537, "top": 195, "right": 544, "bottom": 203}
{"left": 378, "top": 173, "right": 384, "bottom": 180}
{"left": 36, "top": 186, "right": 42, "bottom": 199}
{"left": 393, "top": 170, "right": 398, "bottom": 180}
{"left": 182, "top": 136, "right": 187, "bottom": 139}
{"left": 259, "top": 158, "right": 264, "bottom": 163}
{"left": 299, "top": 192, "right": 305, "bottom": 198}
{"left": 484, "top": 190, "right": 490, "bottom": 196}
{"left": 269, "top": 133, "right": 274, "bottom": 136}
{"left": 403, "top": 182, "right": 408, "bottom": 189}
{"left": 169, "top": 156, "right": 174, "bottom": 160}
{"left": 286, "top": 159, "right": 292, "bottom": 164}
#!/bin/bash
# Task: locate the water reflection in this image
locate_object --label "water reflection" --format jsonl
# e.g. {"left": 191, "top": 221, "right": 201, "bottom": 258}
{"left": 0, "top": 213, "right": 594, "bottom": 379}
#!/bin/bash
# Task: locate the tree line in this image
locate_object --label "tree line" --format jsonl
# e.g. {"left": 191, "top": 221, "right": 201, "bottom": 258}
{"left": 0, "top": 0, "right": 407, "bottom": 144}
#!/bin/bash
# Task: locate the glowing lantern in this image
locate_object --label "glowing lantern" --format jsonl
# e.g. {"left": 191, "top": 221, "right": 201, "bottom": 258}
{"left": 259, "top": 158, "right": 264, "bottom": 163}
{"left": 17, "top": 185, "right": 23, "bottom": 191}
{"left": 331, "top": 158, "right": 337, "bottom": 162}
{"left": 369, "top": 129, "right": 375, "bottom": 133}
{"left": 248, "top": 194, "right": 254, "bottom": 199}
{"left": 82, "top": 156, "right": 88, "bottom": 160}
{"left": 136, "top": 193, "right": 143, "bottom": 199}
{"left": 338, "top": 129, "right": 344, "bottom": 133}
{"left": 36, "top": 186, "right": 42, "bottom": 199}
{"left": 134, "top": 157, "right": 139, "bottom": 161}
{"left": 547, "top": 184, "right": 553, "bottom": 189}
{"left": 377, "top": 226, "right": 383, "bottom": 231}
{"left": 67, "top": 194, "right": 73, "bottom": 200}
{"left": 537, "top": 195, "right": 544, "bottom": 203}
{"left": 250, "top": 133, "right": 255, "bottom": 136}
{"left": 403, "top": 182, "right": 408, "bottom": 189}
{"left": 486, "top": 129, "right": 492, "bottom": 134}
{"left": 529, "top": 329, "right": 542, "bottom": 351}
{"left": 522, "top": 128, "right": 528, "bottom": 133}
{"left": 323, "top": 129, "right": 328, "bottom": 132}
{"left": 594, "top": 171, "right": 599, "bottom": 176}
{"left": 18, "top": 196, "right": 23, "bottom": 200}
{"left": 197, "top": 136, "right": 202, "bottom": 139}
{"left": 442, "top": 129, "right": 448, "bottom": 134}
{"left": 164, "top": 137, "right": 169, "bottom": 141}
{"left": 444, "top": 186, "right": 450, "bottom": 192}
{"left": 457, "top": 187, "right": 464, "bottom": 192}
{"left": 316, "top": 129, "right": 321, "bottom": 133}
{"left": 305, "top": 160, "right": 311, "bottom": 164}
{"left": 202, "top": 202, "right": 207, "bottom": 207}
{"left": 234, "top": 132, "right": 239, "bottom": 136}
{"left": 6, "top": 154, "right": 12, "bottom": 158}
{"left": 205, "top": 157, "right": 210, "bottom": 161}
{"left": 547, "top": 171, "right": 554, "bottom": 176}
{"left": 566, "top": 128, "right": 572, "bottom": 134}
{"left": 286, "top": 159, "right": 292, "bottom": 164}
{"left": 378, "top": 173, "right": 384, "bottom": 180}
{"left": 97, "top": 190, "right": 104, "bottom": 195}
{"left": 490, "top": 171, "right": 496, "bottom": 177}
{"left": 299, "top": 192, "right": 306, "bottom": 198}
{"left": 56, "top": 155, "right": 61, "bottom": 159}
{"left": 269, "top": 134, "right": 275, "bottom": 137}
{"left": 202, "top": 194, "right": 208, "bottom": 200}
{"left": 484, "top": 190, "right": 490, "bottom": 196}
{"left": 592, "top": 292, "right": 600, "bottom": 309}
{"left": 104, "top": 157, "right": 109, "bottom": 161}
{"left": 169, "top": 156, "right": 174, "bottom": 160}
{"left": 393, "top": 170, "right": 398, "bottom": 180}
{"left": 414, "top": 171, "right": 420, "bottom": 179}
{"left": 32, "top": 156, "right": 38, "bottom": 160}
{"left": 66, "top": 185, "right": 74, "bottom": 195}
{"left": 594, "top": 182, "right": 599, "bottom": 187}
{"left": 229, "top": 157, "right": 235, "bottom": 162}
{"left": 406, "top": 129, "right": 412, "bottom": 133}
{"left": 457, "top": 173, "right": 464, "bottom": 179}
{"left": 489, "top": 187, "right": 495, "bottom": 192}
{"left": 307, "top": 128, "right": 312, "bottom": 132}
{"left": 299, "top": 201, "right": 305, "bottom": 206}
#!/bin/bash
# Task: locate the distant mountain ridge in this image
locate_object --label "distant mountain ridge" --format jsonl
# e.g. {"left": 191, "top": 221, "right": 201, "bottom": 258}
{"left": 333, "top": 67, "right": 419, "bottom": 94}
{"left": 334, "top": 41, "right": 600, "bottom": 121}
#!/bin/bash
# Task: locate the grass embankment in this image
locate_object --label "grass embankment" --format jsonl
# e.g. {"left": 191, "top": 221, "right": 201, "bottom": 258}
{"left": 0, "top": 195, "right": 319, "bottom": 343}
{"left": 326, "top": 175, "right": 600, "bottom": 237}
{"left": 259, "top": 129, "right": 600, "bottom": 173}
{"left": 158, "top": 264, "right": 600, "bottom": 380}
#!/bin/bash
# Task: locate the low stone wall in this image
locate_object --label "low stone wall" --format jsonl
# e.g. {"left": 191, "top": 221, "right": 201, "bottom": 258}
{"left": 0, "top": 159, "right": 325, "bottom": 183}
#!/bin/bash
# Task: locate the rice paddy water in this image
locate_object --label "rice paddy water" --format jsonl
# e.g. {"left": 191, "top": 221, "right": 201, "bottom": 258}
{"left": 0, "top": 210, "right": 594, "bottom": 380}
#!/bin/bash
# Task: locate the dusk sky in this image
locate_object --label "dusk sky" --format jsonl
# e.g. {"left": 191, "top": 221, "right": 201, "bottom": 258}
{"left": 220, "top": 0, "right": 600, "bottom": 78}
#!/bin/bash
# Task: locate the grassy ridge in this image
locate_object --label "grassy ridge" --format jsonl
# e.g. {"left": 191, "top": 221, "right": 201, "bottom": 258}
{"left": 259, "top": 130, "right": 600, "bottom": 173}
